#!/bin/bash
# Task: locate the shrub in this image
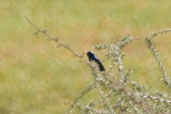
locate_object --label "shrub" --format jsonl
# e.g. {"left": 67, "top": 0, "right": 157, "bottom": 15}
{"left": 25, "top": 16, "right": 171, "bottom": 114}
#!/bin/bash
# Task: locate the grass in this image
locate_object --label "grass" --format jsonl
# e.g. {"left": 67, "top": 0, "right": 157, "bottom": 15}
{"left": 0, "top": 0, "right": 171, "bottom": 113}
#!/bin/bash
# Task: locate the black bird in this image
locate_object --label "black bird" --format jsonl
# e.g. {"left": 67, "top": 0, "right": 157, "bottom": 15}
{"left": 87, "top": 51, "right": 105, "bottom": 71}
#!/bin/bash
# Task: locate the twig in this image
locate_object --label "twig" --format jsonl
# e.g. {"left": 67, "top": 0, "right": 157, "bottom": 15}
{"left": 23, "top": 15, "right": 89, "bottom": 64}
{"left": 65, "top": 81, "right": 96, "bottom": 114}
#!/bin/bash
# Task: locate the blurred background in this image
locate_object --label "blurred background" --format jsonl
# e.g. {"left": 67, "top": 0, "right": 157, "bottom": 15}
{"left": 0, "top": 0, "right": 171, "bottom": 113}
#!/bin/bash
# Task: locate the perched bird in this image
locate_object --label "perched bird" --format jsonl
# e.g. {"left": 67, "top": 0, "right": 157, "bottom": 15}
{"left": 87, "top": 51, "right": 105, "bottom": 71}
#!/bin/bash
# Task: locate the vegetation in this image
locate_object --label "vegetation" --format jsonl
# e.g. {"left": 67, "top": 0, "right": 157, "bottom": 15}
{"left": 0, "top": 0, "right": 171, "bottom": 114}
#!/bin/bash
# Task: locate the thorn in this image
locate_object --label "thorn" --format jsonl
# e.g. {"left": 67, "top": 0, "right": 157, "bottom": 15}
{"left": 41, "top": 30, "right": 47, "bottom": 33}
{"left": 34, "top": 31, "right": 39, "bottom": 35}
{"left": 53, "top": 37, "right": 59, "bottom": 41}
{"left": 57, "top": 44, "right": 61, "bottom": 48}
{"left": 121, "top": 54, "right": 126, "bottom": 59}
{"left": 127, "top": 34, "right": 130, "bottom": 37}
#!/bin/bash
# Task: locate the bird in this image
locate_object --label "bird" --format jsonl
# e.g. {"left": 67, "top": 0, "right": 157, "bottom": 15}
{"left": 87, "top": 51, "right": 105, "bottom": 71}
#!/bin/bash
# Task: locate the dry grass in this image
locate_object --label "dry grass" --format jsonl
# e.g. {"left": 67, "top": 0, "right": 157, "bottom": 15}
{"left": 0, "top": 0, "right": 171, "bottom": 113}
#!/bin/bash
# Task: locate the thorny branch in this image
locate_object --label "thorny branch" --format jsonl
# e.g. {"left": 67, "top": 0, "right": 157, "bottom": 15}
{"left": 25, "top": 15, "right": 171, "bottom": 114}
{"left": 24, "top": 15, "right": 89, "bottom": 64}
